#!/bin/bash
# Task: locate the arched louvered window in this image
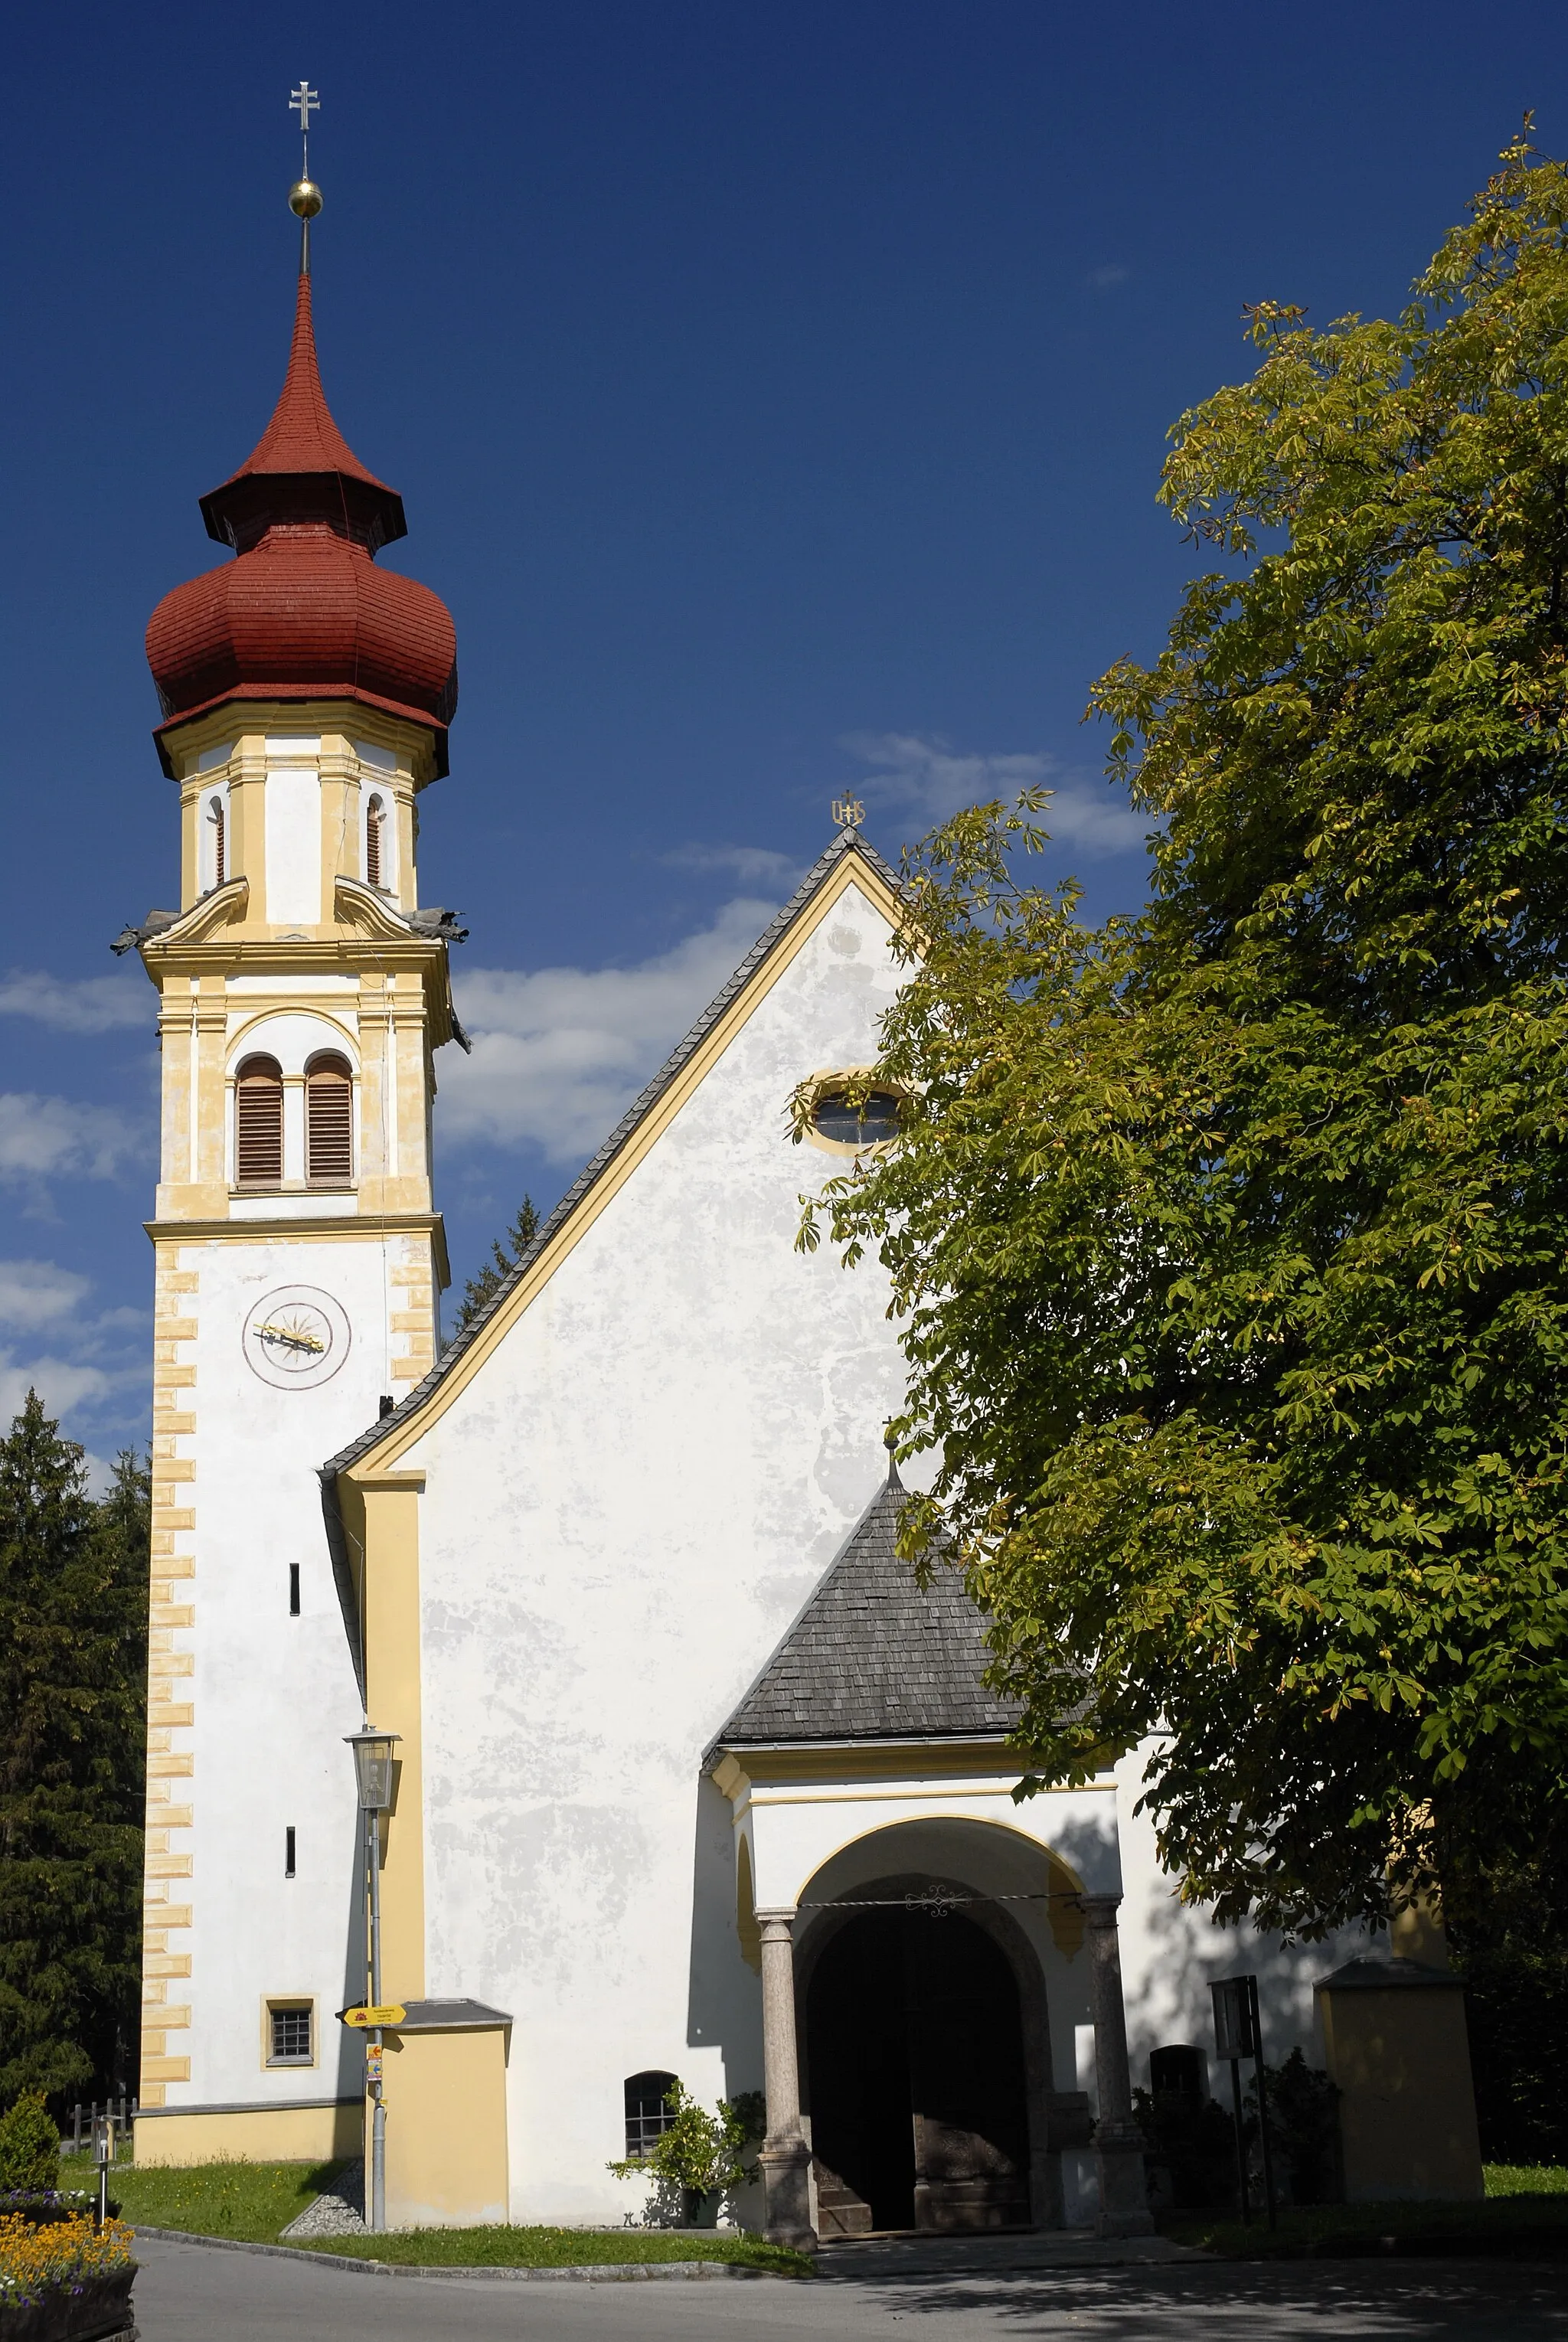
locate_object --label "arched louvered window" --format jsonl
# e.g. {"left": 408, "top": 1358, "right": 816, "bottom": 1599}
{"left": 305, "top": 1053, "right": 354, "bottom": 1186}
{"left": 207, "top": 795, "right": 226, "bottom": 888}
{"left": 235, "top": 1056, "right": 283, "bottom": 1187}
{"left": 365, "top": 794, "right": 384, "bottom": 890}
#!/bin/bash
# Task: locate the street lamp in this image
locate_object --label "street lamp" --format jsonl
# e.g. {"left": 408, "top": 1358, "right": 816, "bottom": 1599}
{"left": 345, "top": 1727, "right": 400, "bottom": 2233}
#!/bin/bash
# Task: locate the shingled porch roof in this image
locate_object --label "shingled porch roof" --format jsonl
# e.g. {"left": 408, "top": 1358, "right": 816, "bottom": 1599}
{"left": 716, "top": 1454, "right": 1021, "bottom": 1747}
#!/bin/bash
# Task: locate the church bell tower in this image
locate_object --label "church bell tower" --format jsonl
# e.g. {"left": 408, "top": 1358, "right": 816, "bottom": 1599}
{"left": 130, "top": 129, "right": 461, "bottom": 2153}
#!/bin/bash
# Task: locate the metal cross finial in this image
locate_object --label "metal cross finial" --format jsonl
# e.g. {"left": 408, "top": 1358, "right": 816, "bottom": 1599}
{"left": 831, "top": 795, "right": 865, "bottom": 831}
{"left": 289, "top": 80, "right": 319, "bottom": 174}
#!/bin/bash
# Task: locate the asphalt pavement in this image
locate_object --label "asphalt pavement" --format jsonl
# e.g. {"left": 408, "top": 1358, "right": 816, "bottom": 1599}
{"left": 131, "top": 2232, "right": 1568, "bottom": 2341}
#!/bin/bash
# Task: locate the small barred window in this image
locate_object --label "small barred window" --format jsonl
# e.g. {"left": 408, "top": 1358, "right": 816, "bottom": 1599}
{"left": 269, "top": 2005, "right": 312, "bottom": 2064}
{"left": 624, "top": 2070, "right": 678, "bottom": 2160}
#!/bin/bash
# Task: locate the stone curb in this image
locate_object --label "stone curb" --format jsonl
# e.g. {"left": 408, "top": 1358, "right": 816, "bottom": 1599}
{"left": 130, "top": 2226, "right": 783, "bottom": 2281}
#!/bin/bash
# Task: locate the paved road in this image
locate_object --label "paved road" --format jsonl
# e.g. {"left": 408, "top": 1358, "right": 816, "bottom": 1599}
{"left": 132, "top": 2233, "right": 1568, "bottom": 2340}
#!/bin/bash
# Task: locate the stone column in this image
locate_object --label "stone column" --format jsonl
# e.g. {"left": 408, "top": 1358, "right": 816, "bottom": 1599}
{"left": 756, "top": 1911, "right": 815, "bottom": 2249}
{"left": 1079, "top": 1894, "right": 1154, "bottom": 2237}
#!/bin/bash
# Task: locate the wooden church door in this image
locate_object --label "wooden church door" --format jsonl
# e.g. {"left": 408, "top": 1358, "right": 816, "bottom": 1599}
{"left": 805, "top": 1906, "right": 1031, "bottom": 2233}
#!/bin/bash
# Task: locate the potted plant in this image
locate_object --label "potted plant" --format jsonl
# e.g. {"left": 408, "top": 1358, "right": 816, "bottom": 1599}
{"left": 608, "top": 2082, "right": 760, "bottom": 2226}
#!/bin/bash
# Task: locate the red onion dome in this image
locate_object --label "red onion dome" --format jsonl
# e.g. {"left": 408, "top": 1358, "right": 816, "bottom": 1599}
{"left": 147, "top": 273, "right": 458, "bottom": 776}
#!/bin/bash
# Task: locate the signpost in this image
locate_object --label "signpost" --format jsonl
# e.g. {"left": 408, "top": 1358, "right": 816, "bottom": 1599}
{"left": 341, "top": 2005, "right": 407, "bottom": 2030}
{"left": 92, "top": 2115, "right": 115, "bottom": 2231}
{"left": 1210, "top": 1975, "right": 1276, "bottom": 2229}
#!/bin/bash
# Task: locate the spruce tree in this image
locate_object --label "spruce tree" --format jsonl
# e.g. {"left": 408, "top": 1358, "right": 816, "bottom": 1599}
{"left": 0, "top": 1398, "right": 148, "bottom": 2107}
{"left": 455, "top": 1197, "right": 540, "bottom": 1333}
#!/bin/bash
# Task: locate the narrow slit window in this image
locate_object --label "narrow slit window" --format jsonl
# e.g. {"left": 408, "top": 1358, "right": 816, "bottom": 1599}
{"left": 289, "top": 1563, "right": 300, "bottom": 1616}
{"left": 234, "top": 1056, "right": 283, "bottom": 1186}
{"left": 305, "top": 1054, "right": 353, "bottom": 1185}
{"left": 284, "top": 1826, "right": 296, "bottom": 1878}
{"left": 365, "top": 794, "right": 384, "bottom": 889}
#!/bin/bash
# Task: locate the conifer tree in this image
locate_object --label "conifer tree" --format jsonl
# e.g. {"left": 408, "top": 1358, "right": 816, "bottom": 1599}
{"left": 455, "top": 1197, "right": 540, "bottom": 1333}
{"left": 0, "top": 1397, "right": 148, "bottom": 2106}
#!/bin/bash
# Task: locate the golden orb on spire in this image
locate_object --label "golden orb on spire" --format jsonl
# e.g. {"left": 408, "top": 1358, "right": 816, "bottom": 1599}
{"left": 289, "top": 178, "right": 323, "bottom": 220}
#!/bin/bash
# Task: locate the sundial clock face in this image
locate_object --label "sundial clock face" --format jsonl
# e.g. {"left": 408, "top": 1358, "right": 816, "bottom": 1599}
{"left": 242, "top": 1285, "right": 351, "bottom": 1390}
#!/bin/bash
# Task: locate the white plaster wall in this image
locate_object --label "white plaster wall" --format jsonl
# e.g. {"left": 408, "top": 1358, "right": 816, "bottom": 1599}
{"left": 409, "top": 885, "right": 928, "bottom": 2221}
{"left": 744, "top": 1779, "right": 1120, "bottom": 1913}
{"left": 1113, "top": 1743, "right": 1376, "bottom": 2099}
{"left": 175, "top": 1230, "right": 426, "bottom": 2110}
{"left": 264, "top": 765, "right": 322, "bottom": 926}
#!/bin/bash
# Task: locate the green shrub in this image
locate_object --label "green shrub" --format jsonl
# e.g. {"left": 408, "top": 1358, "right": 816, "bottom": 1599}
{"left": 0, "top": 2094, "right": 60, "bottom": 2193}
{"left": 1250, "top": 2050, "right": 1341, "bottom": 2204}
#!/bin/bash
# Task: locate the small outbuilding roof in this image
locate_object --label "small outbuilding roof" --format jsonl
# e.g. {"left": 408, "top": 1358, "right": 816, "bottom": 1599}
{"left": 716, "top": 1452, "right": 1021, "bottom": 1748}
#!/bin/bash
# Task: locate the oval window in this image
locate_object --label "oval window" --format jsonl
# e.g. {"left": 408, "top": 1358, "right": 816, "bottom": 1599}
{"left": 811, "top": 1087, "right": 902, "bottom": 1148}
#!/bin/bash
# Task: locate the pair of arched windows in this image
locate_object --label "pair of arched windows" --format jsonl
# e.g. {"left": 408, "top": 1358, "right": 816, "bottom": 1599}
{"left": 234, "top": 1054, "right": 354, "bottom": 1187}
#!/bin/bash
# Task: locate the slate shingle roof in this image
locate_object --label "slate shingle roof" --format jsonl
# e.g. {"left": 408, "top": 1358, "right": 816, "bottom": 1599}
{"left": 717, "top": 1461, "right": 1021, "bottom": 1746}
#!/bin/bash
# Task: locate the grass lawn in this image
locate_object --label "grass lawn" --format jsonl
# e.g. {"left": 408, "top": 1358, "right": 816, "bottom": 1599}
{"left": 296, "top": 2228, "right": 812, "bottom": 2275}
{"left": 1163, "top": 2164, "right": 1568, "bottom": 2259}
{"left": 101, "top": 2158, "right": 812, "bottom": 2275}
{"left": 103, "top": 2157, "right": 345, "bottom": 2245}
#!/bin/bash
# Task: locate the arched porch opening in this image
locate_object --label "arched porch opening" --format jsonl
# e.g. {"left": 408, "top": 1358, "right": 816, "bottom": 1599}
{"left": 790, "top": 1820, "right": 1088, "bottom": 2235}
{"left": 805, "top": 1898, "right": 1029, "bottom": 2232}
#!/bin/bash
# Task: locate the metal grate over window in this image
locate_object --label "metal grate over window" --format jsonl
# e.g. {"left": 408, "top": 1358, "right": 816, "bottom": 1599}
{"left": 623, "top": 2070, "right": 678, "bottom": 2160}
{"left": 270, "top": 2006, "right": 312, "bottom": 2064}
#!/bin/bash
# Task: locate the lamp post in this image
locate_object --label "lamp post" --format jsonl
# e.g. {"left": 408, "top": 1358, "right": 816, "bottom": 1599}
{"left": 345, "top": 1727, "right": 400, "bottom": 2233}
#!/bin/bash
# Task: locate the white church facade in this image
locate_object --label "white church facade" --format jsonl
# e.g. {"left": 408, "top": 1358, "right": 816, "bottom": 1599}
{"left": 127, "top": 211, "right": 1375, "bottom": 2240}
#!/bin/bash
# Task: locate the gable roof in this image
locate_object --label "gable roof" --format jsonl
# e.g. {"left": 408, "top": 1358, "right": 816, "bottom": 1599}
{"left": 322, "top": 825, "right": 904, "bottom": 1490}
{"left": 715, "top": 1456, "right": 1021, "bottom": 1748}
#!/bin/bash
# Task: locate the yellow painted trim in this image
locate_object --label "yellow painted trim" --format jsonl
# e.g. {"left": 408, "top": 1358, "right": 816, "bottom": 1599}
{"left": 133, "top": 2103, "right": 361, "bottom": 2167}
{"left": 158, "top": 704, "right": 443, "bottom": 792}
{"left": 357, "top": 1478, "right": 426, "bottom": 2001}
{"left": 343, "top": 848, "right": 909, "bottom": 1479}
{"left": 711, "top": 1739, "right": 1070, "bottom": 1788}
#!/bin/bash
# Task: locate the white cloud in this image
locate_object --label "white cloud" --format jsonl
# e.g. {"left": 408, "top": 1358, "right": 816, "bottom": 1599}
{"left": 0, "top": 1261, "right": 149, "bottom": 1456}
{"left": 443, "top": 897, "right": 779, "bottom": 1163}
{"left": 0, "top": 970, "right": 152, "bottom": 1032}
{"left": 661, "top": 844, "right": 807, "bottom": 890}
{"left": 0, "top": 1351, "right": 114, "bottom": 1423}
{"left": 843, "top": 731, "right": 1148, "bottom": 856}
{"left": 0, "top": 1095, "right": 144, "bottom": 1184}
{"left": 0, "top": 1259, "right": 92, "bottom": 1330}
{"left": 1088, "top": 263, "right": 1129, "bottom": 289}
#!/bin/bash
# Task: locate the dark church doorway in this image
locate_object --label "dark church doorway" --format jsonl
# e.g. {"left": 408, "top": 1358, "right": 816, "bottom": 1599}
{"left": 805, "top": 1905, "right": 1031, "bottom": 2233}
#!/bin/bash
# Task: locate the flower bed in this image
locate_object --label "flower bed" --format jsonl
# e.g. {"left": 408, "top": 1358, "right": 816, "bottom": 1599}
{"left": 0, "top": 2213, "right": 136, "bottom": 2342}
{"left": 0, "top": 2202, "right": 119, "bottom": 2234}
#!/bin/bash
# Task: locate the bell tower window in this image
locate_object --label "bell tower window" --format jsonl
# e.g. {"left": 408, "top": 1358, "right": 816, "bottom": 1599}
{"left": 200, "top": 785, "right": 229, "bottom": 893}
{"left": 235, "top": 1057, "right": 284, "bottom": 1187}
{"left": 365, "top": 794, "right": 385, "bottom": 890}
{"left": 305, "top": 1054, "right": 354, "bottom": 1185}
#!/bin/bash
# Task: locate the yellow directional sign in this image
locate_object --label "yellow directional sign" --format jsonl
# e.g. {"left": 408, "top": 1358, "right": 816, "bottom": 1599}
{"left": 342, "top": 2004, "right": 406, "bottom": 2029}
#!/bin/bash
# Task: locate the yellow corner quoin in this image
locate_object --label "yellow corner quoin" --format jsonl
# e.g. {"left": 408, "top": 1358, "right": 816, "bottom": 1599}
{"left": 342, "top": 2003, "right": 406, "bottom": 2028}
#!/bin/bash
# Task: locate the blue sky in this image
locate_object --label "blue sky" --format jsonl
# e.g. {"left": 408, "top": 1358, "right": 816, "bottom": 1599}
{"left": 5, "top": 0, "right": 1567, "bottom": 1472}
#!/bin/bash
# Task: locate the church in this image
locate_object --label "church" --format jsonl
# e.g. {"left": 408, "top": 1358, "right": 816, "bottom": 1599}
{"left": 126, "top": 188, "right": 1386, "bottom": 2239}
